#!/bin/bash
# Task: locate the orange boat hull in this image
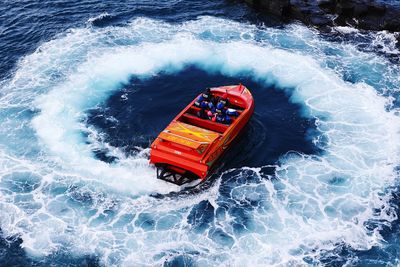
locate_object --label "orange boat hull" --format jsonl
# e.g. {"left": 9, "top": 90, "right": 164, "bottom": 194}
{"left": 150, "top": 84, "right": 254, "bottom": 184}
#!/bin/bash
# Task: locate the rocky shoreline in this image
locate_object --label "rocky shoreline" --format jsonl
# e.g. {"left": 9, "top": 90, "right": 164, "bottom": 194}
{"left": 243, "top": 0, "right": 400, "bottom": 32}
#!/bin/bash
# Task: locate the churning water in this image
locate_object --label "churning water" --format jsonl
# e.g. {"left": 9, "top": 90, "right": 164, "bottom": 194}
{"left": 0, "top": 1, "right": 399, "bottom": 266}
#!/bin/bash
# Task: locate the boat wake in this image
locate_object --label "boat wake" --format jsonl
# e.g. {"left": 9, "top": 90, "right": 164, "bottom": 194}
{"left": 0, "top": 16, "right": 399, "bottom": 266}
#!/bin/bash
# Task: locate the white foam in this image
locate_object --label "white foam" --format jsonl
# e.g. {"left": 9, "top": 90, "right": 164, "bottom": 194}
{"left": 334, "top": 26, "right": 359, "bottom": 34}
{"left": 371, "top": 31, "right": 400, "bottom": 55}
{"left": 87, "top": 12, "right": 112, "bottom": 24}
{"left": 0, "top": 16, "right": 399, "bottom": 266}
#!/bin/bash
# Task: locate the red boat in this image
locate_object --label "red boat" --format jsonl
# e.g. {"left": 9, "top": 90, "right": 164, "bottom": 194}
{"left": 149, "top": 84, "right": 254, "bottom": 185}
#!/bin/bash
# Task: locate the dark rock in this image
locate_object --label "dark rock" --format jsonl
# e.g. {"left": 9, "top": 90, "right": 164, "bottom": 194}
{"left": 287, "top": 0, "right": 322, "bottom": 24}
{"left": 243, "top": 0, "right": 290, "bottom": 17}
{"left": 269, "top": 0, "right": 291, "bottom": 17}
{"left": 243, "top": 0, "right": 400, "bottom": 32}
{"left": 336, "top": 2, "right": 355, "bottom": 17}
{"left": 383, "top": 18, "right": 400, "bottom": 32}
{"left": 353, "top": 4, "right": 369, "bottom": 17}
{"left": 310, "top": 14, "right": 333, "bottom": 26}
{"left": 367, "top": 3, "right": 386, "bottom": 16}
{"left": 356, "top": 16, "right": 383, "bottom": 31}
{"left": 243, "top": 0, "right": 257, "bottom": 6}
{"left": 318, "top": 0, "right": 336, "bottom": 10}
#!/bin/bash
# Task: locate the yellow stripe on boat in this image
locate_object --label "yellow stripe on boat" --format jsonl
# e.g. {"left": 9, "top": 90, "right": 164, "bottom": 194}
{"left": 159, "top": 121, "right": 219, "bottom": 149}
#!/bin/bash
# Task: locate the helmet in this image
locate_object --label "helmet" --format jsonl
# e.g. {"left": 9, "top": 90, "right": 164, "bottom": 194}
{"left": 200, "top": 101, "right": 208, "bottom": 108}
{"left": 202, "top": 88, "right": 211, "bottom": 99}
{"left": 217, "top": 102, "right": 224, "bottom": 110}
{"left": 207, "top": 111, "right": 213, "bottom": 117}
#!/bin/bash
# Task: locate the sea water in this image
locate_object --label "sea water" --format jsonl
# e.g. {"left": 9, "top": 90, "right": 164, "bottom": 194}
{"left": 0, "top": 1, "right": 399, "bottom": 266}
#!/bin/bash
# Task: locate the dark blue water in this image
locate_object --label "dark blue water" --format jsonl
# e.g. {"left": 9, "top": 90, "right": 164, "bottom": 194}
{"left": 86, "top": 66, "right": 317, "bottom": 168}
{"left": 0, "top": 0, "right": 278, "bottom": 80}
{"left": 1, "top": 0, "right": 399, "bottom": 266}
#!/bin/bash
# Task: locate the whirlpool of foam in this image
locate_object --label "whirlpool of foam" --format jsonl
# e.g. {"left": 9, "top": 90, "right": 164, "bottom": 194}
{"left": 0, "top": 17, "right": 399, "bottom": 266}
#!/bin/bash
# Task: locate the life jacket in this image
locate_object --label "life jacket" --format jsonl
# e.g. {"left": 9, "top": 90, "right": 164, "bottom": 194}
{"left": 208, "top": 102, "right": 216, "bottom": 113}
{"left": 226, "top": 108, "right": 239, "bottom": 117}
{"left": 219, "top": 94, "right": 229, "bottom": 107}
{"left": 200, "top": 101, "right": 208, "bottom": 109}
{"left": 215, "top": 113, "right": 231, "bottom": 124}
{"left": 224, "top": 115, "right": 232, "bottom": 124}
{"left": 194, "top": 95, "right": 205, "bottom": 107}
{"left": 215, "top": 102, "right": 226, "bottom": 114}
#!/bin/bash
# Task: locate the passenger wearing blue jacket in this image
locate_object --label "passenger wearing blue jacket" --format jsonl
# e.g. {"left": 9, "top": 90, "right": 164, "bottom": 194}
{"left": 211, "top": 93, "right": 239, "bottom": 124}
{"left": 194, "top": 88, "right": 212, "bottom": 107}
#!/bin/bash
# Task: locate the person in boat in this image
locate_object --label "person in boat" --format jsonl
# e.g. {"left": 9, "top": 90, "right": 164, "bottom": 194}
{"left": 214, "top": 93, "right": 231, "bottom": 114}
{"left": 216, "top": 93, "right": 239, "bottom": 117}
{"left": 207, "top": 95, "right": 219, "bottom": 113}
{"left": 197, "top": 107, "right": 214, "bottom": 120}
{"left": 194, "top": 88, "right": 212, "bottom": 108}
{"left": 197, "top": 108, "right": 208, "bottom": 119}
{"left": 211, "top": 105, "right": 232, "bottom": 124}
{"left": 215, "top": 101, "right": 225, "bottom": 115}
{"left": 212, "top": 111, "right": 231, "bottom": 124}
{"left": 219, "top": 93, "right": 229, "bottom": 107}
